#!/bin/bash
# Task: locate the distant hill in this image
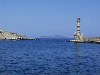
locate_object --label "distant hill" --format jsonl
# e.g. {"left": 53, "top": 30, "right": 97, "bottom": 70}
{"left": 40, "top": 35, "right": 68, "bottom": 38}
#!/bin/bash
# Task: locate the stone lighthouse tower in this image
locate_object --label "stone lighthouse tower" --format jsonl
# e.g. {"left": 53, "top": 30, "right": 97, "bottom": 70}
{"left": 74, "top": 17, "right": 84, "bottom": 41}
{"left": 77, "top": 17, "right": 81, "bottom": 33}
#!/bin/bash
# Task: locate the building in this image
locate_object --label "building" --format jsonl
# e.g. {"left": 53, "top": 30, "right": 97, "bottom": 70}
{"left": 0, "top": 30, "right": 27, "bottom": 40}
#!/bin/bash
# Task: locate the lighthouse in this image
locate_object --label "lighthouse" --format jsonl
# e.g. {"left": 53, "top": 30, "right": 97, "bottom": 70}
{"left": 77, "top": 17, "right": 80, "bottom": 34}
{"left": 74, "top": 17, "right": 84, "bottom": 41}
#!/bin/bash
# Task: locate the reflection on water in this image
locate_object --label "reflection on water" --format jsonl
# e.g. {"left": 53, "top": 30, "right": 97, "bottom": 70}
{"left": 74, "top": 43, "right": 100, "bottom": 75}
{"left": 74, "top": 43, "right": 81, "bottom": 75}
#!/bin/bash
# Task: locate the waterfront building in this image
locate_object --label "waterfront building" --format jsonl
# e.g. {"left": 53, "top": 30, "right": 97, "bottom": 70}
{"left": 0, "top": 30, "right": 27, "bottom": 40}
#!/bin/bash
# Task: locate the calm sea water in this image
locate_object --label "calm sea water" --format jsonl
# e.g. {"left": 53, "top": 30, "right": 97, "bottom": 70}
{"left": 0, "top": 38, "right": 100, "bottom": 75}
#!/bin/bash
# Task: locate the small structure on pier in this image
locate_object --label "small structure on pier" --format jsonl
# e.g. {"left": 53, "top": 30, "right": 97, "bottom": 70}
{"left": 74, "top": 17, "right": 84, "bottom": 42}
{"left": 70, "top": 17, "right": 100, "bottom": 43}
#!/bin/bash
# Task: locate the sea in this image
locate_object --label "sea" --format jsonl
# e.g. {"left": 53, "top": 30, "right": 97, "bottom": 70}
{"left": 0, "top": 38, "right": 100, "bottom": 75}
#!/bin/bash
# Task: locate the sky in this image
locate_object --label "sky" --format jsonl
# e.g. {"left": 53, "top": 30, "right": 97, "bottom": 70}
{"left": 0, "top": 0, "right": 100, "bottom": 38}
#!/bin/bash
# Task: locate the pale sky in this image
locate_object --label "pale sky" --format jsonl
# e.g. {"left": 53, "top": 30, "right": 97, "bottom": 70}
{"left": 0, "top": 0, "right": 100, "bottom": 38}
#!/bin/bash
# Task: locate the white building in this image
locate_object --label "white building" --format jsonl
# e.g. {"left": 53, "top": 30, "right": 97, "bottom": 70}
{"left": 0, "top": 30, "right": 27, "bottom": 40}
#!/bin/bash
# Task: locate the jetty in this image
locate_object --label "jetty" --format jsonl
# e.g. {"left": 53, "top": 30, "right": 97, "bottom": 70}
{"left": 69, "top": 17, "right": 100, "bottom": 43}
